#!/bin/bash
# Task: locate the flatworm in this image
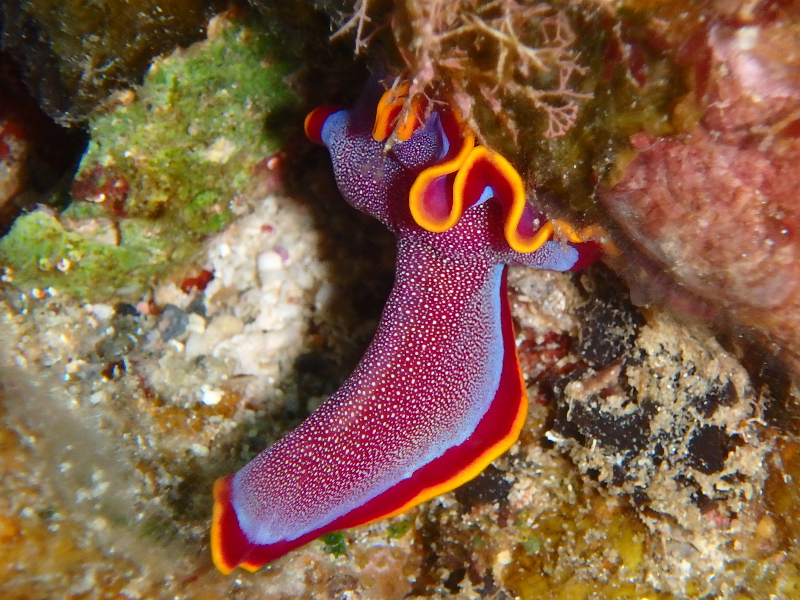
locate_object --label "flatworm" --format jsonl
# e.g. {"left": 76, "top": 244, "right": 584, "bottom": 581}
{"left": 211, "top": 83, "right": 600, "bottom": 573}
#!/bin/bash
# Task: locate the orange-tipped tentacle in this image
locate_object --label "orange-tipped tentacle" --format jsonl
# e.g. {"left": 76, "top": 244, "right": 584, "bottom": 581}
{"left": 394, "top": 94, "right": 428, "bottom": 141}
{"left": 373, "top": 83, "right": 430, "bottom": 143}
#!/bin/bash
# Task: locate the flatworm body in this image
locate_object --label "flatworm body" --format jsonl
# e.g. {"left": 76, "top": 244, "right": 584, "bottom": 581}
{"left": 212, "top": 84, "right": 600, "bottom": 574}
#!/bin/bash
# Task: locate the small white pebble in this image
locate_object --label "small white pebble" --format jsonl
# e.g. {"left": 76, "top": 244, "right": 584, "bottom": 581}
{"left": 257, "top": 250, "right": 284, "bottom": 274}
{"left": 153, "top": 282, "right": 192, "bottom": 310}
{"left": 86, "top": 303, "right": 115, "bottom": 321}
{"left": 496, "top": 550, "right": 512, "bottom": 566}
{"left": 89, "top": 391, "right": 108, "bottom": 405}
{"left": 65, "top": 359, "right": 87, "bottom": 374}
{"left": 217, "top": 242, "right": 232, "bottom": 258}
{"left": 200, "top": 385, "right": 224, "bottom": 406}
{"left": 189, "top": 443, "right": 210, "bottom": 457}
{"left": 186, "top": 313, "right": 206, "bottom": 334}
{"left": 203, "top": 137, "right": 237, "bottom": 163}
{"left": 93, "top": 480, "right": 110, "bottom": 497}
{"left": 55, "top": 257, "right": 71, "bottom": 272}
{"left": 314, "top": 283, "right": 334, "bottom": 310}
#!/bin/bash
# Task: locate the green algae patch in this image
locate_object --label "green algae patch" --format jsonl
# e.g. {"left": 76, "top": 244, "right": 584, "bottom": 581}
{"left": 78, "top": 14, "right": 295, "bottom": 224}
{"left": 386, "top": 518, "right": 412, "bottom": 539}
{"left": 0, "top": 14, "right": 298, "bottom": 301}
{"left": 321, "top": 531, "right": 348, "bottom": 557}
{"left": 0, "top": 211, "right": 176, "bottom": 299}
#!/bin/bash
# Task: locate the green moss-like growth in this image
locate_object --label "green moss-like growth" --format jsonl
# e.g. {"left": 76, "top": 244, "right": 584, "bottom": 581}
{"left": 320, "top": 531, "right": 348, "bottom": 557}
{"left": 79, "top": 15, "right": 295, "bottom": 223}
{"left": 0, "top": 212, "right": 176, "bottom": 298}
{"left": 386, "top": 518, "right": 412, "bottom": 539}
{"left": 0, "top": 14, "right": 297, "bottom": 301}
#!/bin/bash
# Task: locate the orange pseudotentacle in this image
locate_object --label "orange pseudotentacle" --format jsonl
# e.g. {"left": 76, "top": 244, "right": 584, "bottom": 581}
{"left": 372, "top": 83, "right": 428, "bottom": 143}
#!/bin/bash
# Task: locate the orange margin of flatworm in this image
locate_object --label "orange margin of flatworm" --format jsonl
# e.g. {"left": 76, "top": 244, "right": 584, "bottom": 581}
{"left": 211, "top": 477, "right": 269, "bottom": 574}
{"left": 211, "top": 477, "right": 234, "bottom": 575}
{"left": 212, "top": 361, "right": 528, "bottom": 571}
{"left": 368, "top": 359, "right": 528, "bottom": 523}
{"left": 408, "top": 130, "right": 476, "bottom": 232}
{"left": 452, "top": 146, "right": 552, "bottom": 254}
{"left": 551, "top": 219, "right": 585, "bottom": 243}
{"left": 551, "top": 221, "right": 621, "bottom": 257}
{"left": 240, "top": 559, "right": 262, "bottom": 573}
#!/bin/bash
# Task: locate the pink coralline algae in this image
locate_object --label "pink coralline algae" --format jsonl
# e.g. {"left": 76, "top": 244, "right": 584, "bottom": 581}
{"left": 601, "top": 17, "right": 800, "bottom": 380}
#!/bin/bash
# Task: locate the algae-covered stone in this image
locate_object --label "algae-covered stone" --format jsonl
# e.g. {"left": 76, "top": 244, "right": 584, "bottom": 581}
{"left": 76, "top": 14, "right": 296, "bottom": 224}
{"left": 0, "top": 211, "right": 171, "bottom": 298}
{"left": 0, "top": 14, "right": 298, "bottom": 301}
